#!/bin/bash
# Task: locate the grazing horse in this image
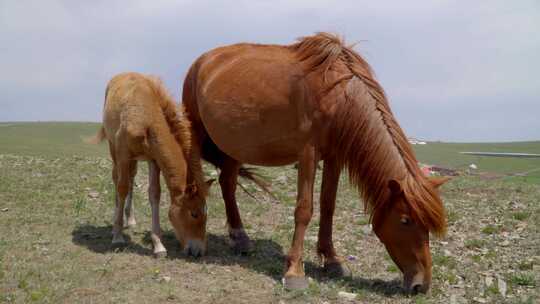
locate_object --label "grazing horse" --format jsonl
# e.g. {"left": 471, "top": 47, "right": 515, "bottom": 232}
{"left": 90, "top": 72, "right": 210, "bottom": 257}
{"left": 182, "top": 33, "right": 449, "bottom": 293}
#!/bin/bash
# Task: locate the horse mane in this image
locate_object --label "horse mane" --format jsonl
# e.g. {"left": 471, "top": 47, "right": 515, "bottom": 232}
{"left": 290, "top": 33, "right": 446, "bottom": 235}
{"left": 145, "top": 76, "right": 208, "bottom": 196}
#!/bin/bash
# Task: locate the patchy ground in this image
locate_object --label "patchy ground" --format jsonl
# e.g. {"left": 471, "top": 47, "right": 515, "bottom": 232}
{"left": 0, "top": 151, "right": 538, "bottom": 303}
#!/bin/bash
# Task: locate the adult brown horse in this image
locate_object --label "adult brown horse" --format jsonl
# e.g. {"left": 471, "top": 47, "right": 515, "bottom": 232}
{"left": 182, "top": 33, "right": 448, "bottom": 293}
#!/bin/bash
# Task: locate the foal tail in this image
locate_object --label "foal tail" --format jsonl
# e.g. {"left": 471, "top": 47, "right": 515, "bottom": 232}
{"left": 85, "top": 126, "right": 106, "bottom": 144}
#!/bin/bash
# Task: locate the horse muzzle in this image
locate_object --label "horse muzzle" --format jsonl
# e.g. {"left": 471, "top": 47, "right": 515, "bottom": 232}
{"left": 183, "top": 239, "right": 206, "bottom": 257}
{"left": 404, "top": 271, "right": 430, "bottom": 294}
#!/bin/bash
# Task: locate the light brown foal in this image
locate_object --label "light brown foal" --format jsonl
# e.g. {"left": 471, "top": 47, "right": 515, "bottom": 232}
{"left": 91, "top": 72, "right": 210, "bottom": 257}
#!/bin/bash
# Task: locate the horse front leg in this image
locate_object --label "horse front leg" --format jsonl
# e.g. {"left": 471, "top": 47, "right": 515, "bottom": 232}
{"left": 317, "top": 158, "right": 351, "bottom": 277}
{"left": 219, "top": 157, "right": 252, "bottom": 254}
{"left": 283, "top": 144, "right": 317, "bottom": 290}
{"left": 148, "top": 160, "right": 167, "bottom": 257}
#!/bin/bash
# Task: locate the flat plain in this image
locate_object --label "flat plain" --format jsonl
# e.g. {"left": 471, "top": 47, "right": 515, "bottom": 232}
{"left": 1, "top": 122, "right": 538, "bottom": 303}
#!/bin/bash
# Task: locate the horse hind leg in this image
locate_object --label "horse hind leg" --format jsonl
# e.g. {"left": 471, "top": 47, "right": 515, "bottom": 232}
{"left": 111, "top": 157, "right": 133, "bottom": 246}
{"left": 219, "top": 157, "right": 252, "bottom": 254}
{"left": 123, "top": 161, "right": 138, "bottom": 228}
{"left": 148, "top": 160, "right": 167, "bottom": 257}
{"left": 317, "top": 158, "right": 351, "bottom": 278}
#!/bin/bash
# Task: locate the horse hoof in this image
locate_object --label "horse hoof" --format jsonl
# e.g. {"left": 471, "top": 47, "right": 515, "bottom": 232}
{"left": 324, "top": 262, "right": 352, "bottom": 278}
{"left": 283, "top": 276, "right": 309, "bottom": 290}
{"left": 154, "top": 251, "right": 167, "bottom": 259}
{"left": 232, "top": 240, "right": 253, "bottom": 255}
{"left": 111, "top": 240, "right": 127, "bottom": 249}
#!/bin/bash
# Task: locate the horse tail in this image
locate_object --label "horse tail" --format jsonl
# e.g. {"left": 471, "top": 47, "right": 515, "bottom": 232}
{"left": 238, "top": 167, "right": 276, "bottom": 200}
{"left": 85, "top": 126, "right": 105, "bottom": 144}
{"left": 85, "top": 82, "right": 111, "bottom": 145}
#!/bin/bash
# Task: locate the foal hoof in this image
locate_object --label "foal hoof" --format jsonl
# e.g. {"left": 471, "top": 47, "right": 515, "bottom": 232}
{"left": 154, "top": 251, "right": 167, "bottom": 259}
{"left": 124, "top": 220, "right": 136, "bottom": 229}
{"left": 324, "top": 262, "right": 352, "bottom": 278}
{"left": 283, "top": 276, "right": 309, "bottom": 290}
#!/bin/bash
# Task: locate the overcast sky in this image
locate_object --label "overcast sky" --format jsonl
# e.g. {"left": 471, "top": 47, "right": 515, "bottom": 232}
{"left": 1, "top": 1, "right": 539, "bottom": 142}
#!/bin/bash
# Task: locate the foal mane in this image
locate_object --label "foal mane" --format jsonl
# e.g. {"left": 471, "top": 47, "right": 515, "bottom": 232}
{"left": 290, "top": 33, "right": 446, "bottom": 235}
{"left": 145, "top": 76, "right": 207, "bottom": 196}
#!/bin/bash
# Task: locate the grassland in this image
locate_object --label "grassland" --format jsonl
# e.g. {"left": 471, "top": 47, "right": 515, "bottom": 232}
{"left": 1, "top": 122, "right": 538, "bottom": 303}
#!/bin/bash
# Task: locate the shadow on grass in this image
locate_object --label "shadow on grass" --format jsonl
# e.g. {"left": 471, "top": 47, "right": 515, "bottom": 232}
{"left": 72, "top": 224, "right": 404, "bottom": 296}
{"left": 71, "top": 224, "right": 153, "bottom": 256}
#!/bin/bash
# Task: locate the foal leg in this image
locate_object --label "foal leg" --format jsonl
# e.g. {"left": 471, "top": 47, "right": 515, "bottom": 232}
{"left": 112, "top": 157, "right": 133, "bottom": 245}
{"left": 124, "top": 161, "right": 137, "bottom": 228}
{"left": 317, "top": 158, "right": 351, "bottom": 277}
{"left": 219, "top": 157, "right": 251, "bottom": 254}
{"left": 148, "top": 160, "right": 167, "bottom": 257}
{"left": 283, "top": 144, "right": 317, "bottom": 290}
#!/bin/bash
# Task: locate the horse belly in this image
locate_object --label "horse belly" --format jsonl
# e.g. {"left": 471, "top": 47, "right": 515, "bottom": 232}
{"left": 197, "top": 48, "right": 311, "bottom": 166}
{"left": 200, "top": 98, "right": 306, "bottom": 166}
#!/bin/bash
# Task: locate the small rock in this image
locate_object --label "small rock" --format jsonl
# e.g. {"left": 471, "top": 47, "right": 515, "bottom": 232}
{"left": 497, "top": 277, "right": 507, "bottom": 297}
{"left": 444, "top": 249, "right": 452, "bottom": 256}
{"left": 338, "top": 291, "right": 357, "bottom": 301}
{"left": 346, "top": 255, "right": 357, "bottom": 261}
{"left": 473, "top": 297, "right": 487, "bottom": 303}
{"left": 500, "top": 240, "right": 510, "bottom": 247}
{"left": 360, "top": 225, "right": 371, "bottom": 235}
{"left": 485, "top": 276, "right": 493, "bottom": 287}
{"left": 88, "top": 191, "right": 99, "bottom": 199}
{"left": 160, "top": 276, "right": 171, "bottom": 283}
{"left": 1, "top": 208, "right": 8, "bottom": 212}
{"left": 276, "top": 175, "right": 288, "bottom": 184}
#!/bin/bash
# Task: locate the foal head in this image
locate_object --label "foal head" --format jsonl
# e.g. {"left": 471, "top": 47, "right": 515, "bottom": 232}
{"left": 372, "top": 176, "right": 449, "bottom": 294}
{"left": 169, "top": 180, "right": 213, "bottom": 257}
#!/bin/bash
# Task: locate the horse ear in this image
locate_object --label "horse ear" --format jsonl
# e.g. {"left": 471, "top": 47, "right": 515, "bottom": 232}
{"left": 430, "top": 176, "right": 451, "bottom": 188}
{"left": 206, "top": 179, "right": 216, "bottom": 188}
{"left": 186, "top": 183, "right": 198, "bottom": 197}
{"left": 388, "top": 179, "right": 403, "bottom": 195}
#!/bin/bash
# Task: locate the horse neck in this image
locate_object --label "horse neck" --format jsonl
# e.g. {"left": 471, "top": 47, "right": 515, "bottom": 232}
{"left": 327, "top": 77, "right": 414, "bottom": 210}
{"left": 184, "top": 138, "right": 206, "bottom": 192}
{"left": 148, "top": 121, "right": 189, "bottom": 197}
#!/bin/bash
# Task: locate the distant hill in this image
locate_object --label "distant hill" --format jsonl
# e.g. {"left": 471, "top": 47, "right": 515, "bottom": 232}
{"left": 1, "top": 122, "right": 539, "bottom": 181}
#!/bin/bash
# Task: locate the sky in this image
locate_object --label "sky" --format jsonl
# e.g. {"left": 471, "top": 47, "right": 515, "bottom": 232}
{"left": 1, "top": 1, "right": 539, "bottom": 142}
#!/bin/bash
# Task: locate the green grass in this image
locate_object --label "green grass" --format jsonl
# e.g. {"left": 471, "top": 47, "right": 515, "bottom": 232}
{"left": 509, "top": 273, "right": 536, "bottom": 287}
{"left": 413, "top": 141, "right": 540, "bottom": 182}
{"left": 481, "top": 225, "right": 499, "bottom": 235}
{"left": 0, "top": 122, "right": 106, "bottom": 157}
{"left": 1, "top": 122, "right": 539, "bottom": 303}
{"left": 512, "top": 211, "right": 531, "bottom": 221}
{"left": 464, "top": 239, "right": 487, "bottom": 249}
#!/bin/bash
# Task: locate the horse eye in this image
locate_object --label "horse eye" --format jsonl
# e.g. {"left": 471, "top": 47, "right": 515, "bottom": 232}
{"left": 190, "top": 211, "right": 199, "bottom": 219}
{"left": 400, "top": 217, "right": 410, "bottom": 225}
